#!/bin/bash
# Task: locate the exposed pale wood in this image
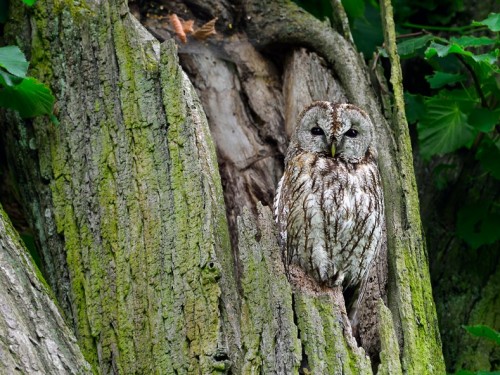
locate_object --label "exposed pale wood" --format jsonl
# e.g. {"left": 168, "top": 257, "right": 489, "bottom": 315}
{"left": 177, "top": 35, "right": 286, "bottom": 256}
{"left": 283, "top": 48, "right": 347, "bottom": 137}
{"left": 0, "top": 0, "right": 446, "bottom": 373}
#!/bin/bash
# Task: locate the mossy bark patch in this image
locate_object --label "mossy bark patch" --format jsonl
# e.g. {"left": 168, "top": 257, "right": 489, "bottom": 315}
{"left": 4, "top": 1, "right": 235, "bottom": 373}
{"left": 0, "top": 203, "right": 92, "bottom": 374}
{"left": 1, "top": 0, "right": 448, "bottom": 373}
{"left": 380, "top": 0, "right": 446, "bottom": 373}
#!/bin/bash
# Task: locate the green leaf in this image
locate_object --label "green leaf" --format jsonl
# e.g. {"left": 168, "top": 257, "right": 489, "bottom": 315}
{"left": 21, "top": 0, "right": 37, "bottom": 5}
{"left": 457, "top": 202, "right": 500, "bottom": 249}
{"left": 473, "top": 13, "right": 500, "bottom": 32}
{"left": 438, "top": 89, "right": 478, "bottom": 107}
{"left": 342, "top": 0, "right": 365, "bottom": 20}
{"left": 476, "top": 137, "right": 500, "bottom": 179}
{"left": 425, "top": 41, "right": 474, "bottom": 59}
{"left": 0, "top": 69, "right": 24, "bottom": 87}
{"left": 425, "top": 42, "right": 450, "bottom": 58}
{"left": 351, "top": 2, "right": 384, "bottom": 58}
{"left": 450, "top": 36, "right": 497, "bottom": 48}
{"left": 469, "top": 108, "right": 500, "bottom": 132}
{"left": 425, "top": 71, "right": 466, "bottom": 89}
{"left": 0, "top": 46, "right": 29, "bottom": 77}
{"left": 404, "top": 92, "right": 425, "bottom": 123}
{"left": 0, "top": 77, "right": 55, "bottom": 117}
{"left": 470, "top": 49, "right": 500, "bottom": 65}
{"left": 417, "top": 95, "right": 476, "bottom": 159}
{"left": 397, "top": 34, "right": 434, "bottom": 57}
{"left": 463, "top": 325, "right": 500, "bottom": 345}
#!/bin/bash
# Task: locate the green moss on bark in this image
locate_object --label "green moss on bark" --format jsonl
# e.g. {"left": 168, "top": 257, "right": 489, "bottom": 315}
{"left": 237, "top": 204, "right": 300, "bottom": 374}
{"left": 6, "top": 0, "right": 236, "bottom": 372}
{"left": 294, "top": 291, "right": 372, "bottom": 374}
{"left": 380, "top": 0, "right": 445, "bottom": 373}
{"left": 377, "top": 301, "right": 403, "bottom": 375}
{"left": 160, "top": 39, "right": 232, "bottom": 373}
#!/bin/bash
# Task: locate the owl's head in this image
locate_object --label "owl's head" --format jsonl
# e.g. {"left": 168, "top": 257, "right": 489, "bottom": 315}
{"left": 293, "top": 102, "right": 375, "bottom": 163}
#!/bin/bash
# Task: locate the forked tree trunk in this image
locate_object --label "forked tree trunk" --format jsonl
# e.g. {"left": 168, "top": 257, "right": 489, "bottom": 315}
{"left": 0, "top": 0, "right": 445, "bottom": 373}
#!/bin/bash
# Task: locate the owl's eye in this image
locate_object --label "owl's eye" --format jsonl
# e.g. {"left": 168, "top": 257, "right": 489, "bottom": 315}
{"left": 345, "top": 128, "right": 358, "bottom": 138}
{"left": 311, "top": 127, "right": 324, "bottom": 136}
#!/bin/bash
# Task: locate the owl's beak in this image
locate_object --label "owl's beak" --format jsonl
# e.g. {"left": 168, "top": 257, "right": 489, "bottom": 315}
{"left": 331, "top": 143, "right": 336, "bottom": 157}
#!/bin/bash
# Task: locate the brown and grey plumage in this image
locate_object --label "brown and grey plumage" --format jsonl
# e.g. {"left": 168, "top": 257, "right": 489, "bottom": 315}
{"left": 274, "top": 102, "right": 384, "bottom": 296}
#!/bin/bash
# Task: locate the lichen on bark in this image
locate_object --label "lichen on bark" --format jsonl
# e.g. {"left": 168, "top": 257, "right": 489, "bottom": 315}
{"left": 3, "top": 0, "right": 237, "bottom": 373}
{"left": 0, "top": 203, "right": 92, "bottom": 374}
{"left": 0, "top": 0, "right": 447, "bottom": 373}
{"left": 380, "top": 0, "right": 446, "bottom": 373}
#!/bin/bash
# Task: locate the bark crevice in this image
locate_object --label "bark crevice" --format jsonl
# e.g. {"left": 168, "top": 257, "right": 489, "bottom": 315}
{"left": 0, "top": 0, "right": 446, "bottom": 373}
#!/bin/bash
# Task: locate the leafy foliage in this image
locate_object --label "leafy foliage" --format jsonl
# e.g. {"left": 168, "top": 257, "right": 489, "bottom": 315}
{"left": 397, "top": 34, "right": 434, "bottom": 56}
{"left": 292, "top": 0, "right": 384, "bottom": 57}
{"left": 463, "top": 325, "right": 500, "bottom": 346}
{"left": 454, "top": 370, "right": 500, "bottom": 375}
{"left": 417, "top": 91, "right": 476, "bottom": 157}
{"left": 451, "top": 326, "right": 500, "bottom": 374}
{"left": 0, "top": 45, "right": 30, "bottom": 78}
{"left": 476, "top": 137, "right": 500, "bottom": 179}
{"left": 350, "top": 0, "right": 384, "bottom": 57}
{"left": 0, "top": 46, "right": 56, "bottom": 120}
{"left": 399, "top": 15, "right": 499, "bottom": 161}
{"left": 472, "top": 13, "right": 500, "bottom": 31}
{"left": 399, "top": 14, "right": 499, "bottom": 250}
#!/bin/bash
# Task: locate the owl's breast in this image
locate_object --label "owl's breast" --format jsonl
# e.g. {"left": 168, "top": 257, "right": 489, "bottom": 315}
{"left": 276, "top": 152, "right": 384, "bottom": 288}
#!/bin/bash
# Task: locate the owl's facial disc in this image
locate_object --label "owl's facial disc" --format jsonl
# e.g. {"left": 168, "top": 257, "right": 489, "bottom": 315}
{"left": 294, "top": 102, "right": 374, "bottom": 162}
{"left": 296, "top": 106, "right": 333, "bottom": 156}
{"left": 334, "top": 107, "right": 373, "bottom": 163}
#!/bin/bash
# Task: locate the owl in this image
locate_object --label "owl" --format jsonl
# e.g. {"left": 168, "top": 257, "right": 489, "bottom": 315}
{"left": 274, "top": 102, "right": 384, "bottom": 296}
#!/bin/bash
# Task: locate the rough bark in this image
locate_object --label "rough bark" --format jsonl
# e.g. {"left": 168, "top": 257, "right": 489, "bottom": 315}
{"left": 4, "top": 2, "right": 238, "bottom": 373}
{"left": 0, "top": 203, "right": 92, "bottom": 374}
{"left": 379, "top": 0, "right": 445, "bottom": 372}
{"left": 0, "top": 0, "right": 446, "bottom": 373}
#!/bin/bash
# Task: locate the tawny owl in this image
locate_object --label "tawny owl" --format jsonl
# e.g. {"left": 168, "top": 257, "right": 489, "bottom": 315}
{"left": 274, "top": 102, "right": 384, "bottom": 295}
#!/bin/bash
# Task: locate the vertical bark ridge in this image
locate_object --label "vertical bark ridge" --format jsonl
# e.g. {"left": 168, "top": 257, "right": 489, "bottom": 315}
{"left": 237, "top": 204, "right": 301, "bottom": 374}
{"left": 0, "top": 0, "right": 446, "bottom": 373}
{"left": 0, "top": 203, "right": 93, "bottom": 374}
{"left": 380, "top": 0, "right": 445, "bottom": 373}
{"left": 4, "top": 1, "right": 238, "bottom": 373}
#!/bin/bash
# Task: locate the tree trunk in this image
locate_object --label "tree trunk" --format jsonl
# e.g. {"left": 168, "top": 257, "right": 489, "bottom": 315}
{"left": 0, "top": 203, "right": 92, "bottom": 374}
{"left": 0, "top": 0, "right": 445, "bottom": 373}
